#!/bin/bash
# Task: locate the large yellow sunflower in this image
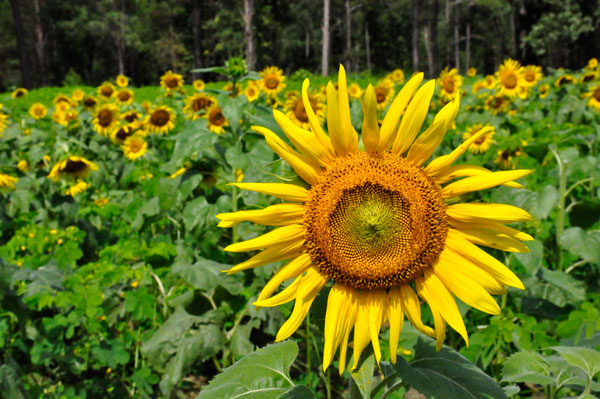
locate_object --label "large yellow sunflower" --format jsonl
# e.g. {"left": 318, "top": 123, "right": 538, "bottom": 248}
{"left": 116, "top": 74, "right": 129, "bottom": 88}
{"left": 93, "top": 104, "right": 120, "bottom": 136}
{"left": 183, "top": 93, "right": 215, "bottom": 120}
{"left": 260, "top": 66, "right": 287, "bottom": 97}
{"left": 122, "top": 136, "right": 148, "bottom": 161}
{"left": 583, "top": 84, "right": 600, "bottom": 110}
{"left": 438, "top": 68, "right": 463, "bottom": 101}
{"left": 160, "top": 70, "right": 184, "bottom": 93}
{"left": 284, "top": 90, "right": 325, "bottom": 130}
{"left": 145, "top": 105, "right": 176, "bottom": 134}
{"left": 217, "top": 66, "right": 532, "bottom": 373}
{"left": 48, "top": 156, "right": 98, "bottom": 182}
{"left": 115, "top": 88, "right": 134, "bottom": 105}
{"left": 495, "top": 59, "right": 525, "bottom": 97}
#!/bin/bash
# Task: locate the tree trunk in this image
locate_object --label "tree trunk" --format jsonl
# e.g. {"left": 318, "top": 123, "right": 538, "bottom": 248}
{"left": 412, "top": 0, "right": 419, "bottom": 72}
{"left": 243, "top": 0, "right": 255, "bottom": 70}
{"left": 345, "top": 0, "right": 352, "bottom": 72}
{"left": 192, "top": 0, "right": 203, "bottom": 79}
{"left": 305, "top": 0, "right": 310, "bottom": 59}
{"left": 431, "top": 0, "right": 439, "bottom": 76}
{"left": 365, "top": 21, "right": 371, "bottom": 71}
{"left": 465, "top": 0, "right": 471, "bottom": 71}
{"left": 32, "top": 0, "right": 46, "bottom": 86}
{"left": 9, "top": 0, "right": 31, "bottom": 89}
{"left": 454, "top": 0, "right": 460, "bottom": 73}
{"left": 509, "top": 4, "right": 516, "bottom": 58}
{"left": 423, "top": 26, "right": 434, "bottom": 77}
{"left": 321, "top": 0, "right": 330, "bottom": 75}
{"left": 444, "top": 0, "right": 451, "bottom": 68}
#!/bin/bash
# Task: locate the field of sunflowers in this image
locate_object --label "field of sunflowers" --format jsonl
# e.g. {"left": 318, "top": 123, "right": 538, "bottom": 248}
{"left": 0, "top": 58, "right": 599, "bottom": 399}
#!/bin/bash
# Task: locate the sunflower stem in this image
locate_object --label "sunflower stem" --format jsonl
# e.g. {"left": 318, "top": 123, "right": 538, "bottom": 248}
{"left": 306, "top": 312, "right": 312, "bottom": 387}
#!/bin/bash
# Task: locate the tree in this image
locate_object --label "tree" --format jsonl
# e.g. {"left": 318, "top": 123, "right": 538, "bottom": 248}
{"left": 9, "top": 0, "right": 31, "bottom": 88}
{"left": 412, "top": 0, "right": 419, "bottom": 72}
{"left": 243, "top": 0, "right": 255, "bottom": 70}
{"left": 321, "top": 0, "right": 330, "bottom": 75}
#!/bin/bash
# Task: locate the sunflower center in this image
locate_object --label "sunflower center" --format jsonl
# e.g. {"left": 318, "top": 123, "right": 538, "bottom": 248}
{"left": 594, "top": 88, "right": 600, "bottom": 101}
{"left": 98, "top": 110, "right": 113, "bottom": 127}
{"left": 118, "top": 91, "right": 131, "bottom": 101}
{"left": 210, "top": 108, "right": 225, "bottom": 126}
{"left": 124, "top": 113, "right": 139, "bottom": 123}
{"left": 101, "top": 87, "right": 114, "bottom": 97}
{"left": 375, "top": 88, "right": 387, "bottom": 104}
{"left": 443, "top": 78, "right": 455, "bottom": 93}
{"left": 128, "top": 140, "right": 143, "bottom": 153}
{"left": 193, "top": 97, "right": 212, "bottom": 112}
{"left": 62, "top": 160, "right": 87, "bottom": 173}
{"left": 265, "top": 76, "right": 279, "bottom": 90}
{"left": 166, "top": 77, "right": 179, "bottom": 88}
{"left": 293, "top": 100, "right": 311, "bottom": 123}
{"left": 84, "top": 98, "right": 97, "bottom": 108}
{"left": 304, "top": 152, "right": 448, "bottom": 290}
{"left": 151, "top": 110, "right": 170, "bottom": 126}
{"left": 503, "top": 72, "right": 517, "bottom": 89}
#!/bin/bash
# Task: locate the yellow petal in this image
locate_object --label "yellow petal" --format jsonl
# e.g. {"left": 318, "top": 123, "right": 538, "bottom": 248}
{"left": 434, "top": 250, "right": 503, "bottom": 314}
{"left": 352, "top": 294, "right": 371, "bottom": 370}
{"left": 435, "top": 165, "right": 524, "bottom": 188}
{"left": 252, "top": 125, "right": 321, "bottom": 185}
{"left": 448, "top": 219, "right": 534, "bottom": 241}
{"left": 302, "top": 78, "right": 336, "bottom": 158}
{"left": 361, "top": 84, "right": 380, "bottom": 152}
{"left": 447, "top": 203, "right": 532, "bottom": 224}
{"left": 337, "top": 65, "right": 359, "bottom": 155}
{"left": 224, "top": 239, "right": 304, "bottom": 274}
{"left": 379, "top": 72, "right": 424, "bottom": 151}
{"left": 405, "top": 96, "right": 460, "bottom": 165}
{"left": 273, "top": 109, "right": 333, "bottom": 167}
{"left": 399, "top": 284, "right": 435, "bottom": 337}
{"left": 441, "top": 169, "right": 534, "bottom": 198}
{"left": 452, "top": 226, "right": 531, "bottom": 253}
{"left": 425, "top": 126, "right": 494, "bottom": 177}
{"left": 275, "top": 268, "right": 329, "bottom": 341}
{"left": 338, "top": 291, "right": 359, "bottom": 375}
{"left": 256, "top": 253, "right": 312, "bottom": 306}
{"left": 216, "top": 203, "right": 305, "bottom": 227}
{"left": 391, "top": 80, "right": 436, "bottom": 155}
{"left": 326, "top": 82, "right": 345, "bottom": 156}
{"left": 224, "top": 224, "right": 304, "bottom": 252}
{"left": 430, "top": 306, "right": 447, "bottom": 350}
{"left": 387, "top": 287, "right": 404, "bottom": 364}
{"left": 446, "top": 230, "right": 525, "bottom": 289}
{"left": 323, "top": 284, "right": 356, "bottom": 371}
{"left": 368, "top": 290, "right": 386, "bottom": 365}
{"left": 416, "top": 270, "right": 469, "bottom": 345}
{"left": 230, "top": 182, "right": 309, "bottom": 202}
{"left": 254, "top": 274, "right": 303, "bottom": 307}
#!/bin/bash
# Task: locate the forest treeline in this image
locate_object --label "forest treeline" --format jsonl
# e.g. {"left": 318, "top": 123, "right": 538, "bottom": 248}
{"left": 1, "top": 0, "right": 599, "bottom": 90}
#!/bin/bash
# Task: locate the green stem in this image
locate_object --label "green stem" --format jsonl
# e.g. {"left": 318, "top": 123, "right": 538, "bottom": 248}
{"left": 306, "top": 313, "right": 312, "bottom": 387}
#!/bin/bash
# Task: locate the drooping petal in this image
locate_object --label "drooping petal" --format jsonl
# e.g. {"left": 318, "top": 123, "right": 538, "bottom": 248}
{"left": 391, "top": 80, "right": 436, "bottom": 155}
{"left": 434, "top": 165, "right": 524, "bottom": 188}
{"left": 352, "top": 293, "right": 372, "bottom": 370}
{"left": 217, "top": 203, "right": 305, "bottom": 227}
{"left": 337, "top": 65, "right": 359, "bottom": 155}
{"left": 255, "top": 253, "right": 312, "bottom": 306}
{"left": 446, "top": 203, "right": 532, "bottom": 224}
{"left": 224, "top": 239, "right": 304, "bottom": 274}
{"left": 361, "top": 84, "right": 380, "bottom": 152}
{"left": 252, "top": 125, "right": 321, "bottom": 185}
{"left": 302, "top": 78, "right": 336, "bottom": 157}
{"left": 387, "top": 286, "right": 404, "bottom": 364}
{"left": 224, "top": 224, "right": 305, "bottom": 252}
{"left": 368, "top": 290, "right": 387, "bottom": 365}
{"left": 273, "top": 109, "right": 333, "bottom": 167}
{"left": 338, "top": 291, "right": 359, "bottom": 375}
{"left": 441, "top": 169, "right": 534, "bottom": 198}
{"left": 399, "top": 284, "right": 435, "bottom": 337}
{"left": 379, "top": 73, "right": 424, "bottom": 151}
{"left": 323, "top": 284, "right": 357, "bottom": 371}
{"left": 230, "top": 182, "right": 309, "bottom": 202}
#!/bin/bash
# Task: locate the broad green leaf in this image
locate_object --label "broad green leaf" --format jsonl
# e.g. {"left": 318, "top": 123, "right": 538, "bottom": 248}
{"left": 551, "top": 346, "right": 600, "bottom": 379}
{"left": 561, "top": 227, "right": 600, "bottom": 264}
{"left": 196, "top": 341, "right": 300, "bottom": 399}
{"left": 513, "top": 240, "right": 544, "bottom": 274}
{"left": 350, "top": 352, "right": 375, "bottom": 399}
{"left": 182, "top": 197, "right": 218, "bottom": 232}
{"left": 502, "top": 351, "right": 555, "bottom": 385}
{"left": 538, "top": 268, "right": 586, "bottom": 304}
{"left": 384, "top": 337, "right": 507, "bottom": 399}
{"left": 278, "top": 385, "right": 315, "bottom": 399}
{"left": 171, "top": 256, "right": 243, "bottom": 295}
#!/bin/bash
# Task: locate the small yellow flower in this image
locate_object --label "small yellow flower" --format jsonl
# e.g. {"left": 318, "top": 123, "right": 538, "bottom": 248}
{"left": 116, "top": 74, "right": 129, "bottom": 87}
{"left": 390, "top": 68, "right": 405, "bottom": 84}
{"left": 48, "top": 156, "right": 99, "bottom": 182}
{"left": 146, "top": 106, "right": 176, "bottom": 134}
{"left": 260, "top": 66, "right": 287, "bottom": 97}
{"left": 586, "top": 57, "right": 598, "bottom": 70}
{"left": 193, "top": 79, "right": 205, "bottom": 90}
{"left": 539, "top": 84, "right": 550, "bottom": 99}
{"left": 114, "top": 88, "right": 134, "bottom": 105}
{"left": 122, "top": 136, "right": 148, "bottom": 161}
{"left": 160, "top": 70, "right": 184, "bottom": 93}
{"left": 205, "top": 104, "right": 229, "bottom": 134}
{"left": 98, "top": 82, "right": 116, "bottom": 99}
{"left": 57, "top": 238, "right": 63, "bottom": 245}
{"left": 94, "top": 198, "right": 109, "bottom": 207}
{"left": 72, "top": 89, "right": 85, "bottom": 102}
{"left": 65, "top": 181, "right": 90, "bottom": 197}
{"left": 348, "top": 83, "right": 363, "bottom": 99}
{"left": 11, "top": 88, "right": 28, "bottom": 99}
{"left": 0, "top": 174, "right": 18, "bottom": 192}
{"left": 462, "top": 124, "right": 495, "bottom": 154}
{"left": 18, "top": 159, "right": 30, "bottom": 172}
{"left": 29, "top": 103, "right": 48, "bottom": 119}
{"left": 244, "top": 82, "right": 260, "bottom": 102}
{"left": 131, "top": 281, "right": 139, "bottom": 288}
{"left": 438, "top": 67, "right": 463, "bottom": 101}
{"left": 467, "top": 67, "right": 477, "bottom": 77}
{"left": 183, "top": 93, "right": 215, "bottom": 120}
{"left": 236, "top": 168, "right": 244, "bottom": 183}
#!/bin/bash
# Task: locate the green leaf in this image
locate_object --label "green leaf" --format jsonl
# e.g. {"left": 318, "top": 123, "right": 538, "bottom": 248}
{"left": 0, "top": 361, "right": 28, "bottom": 399}
{"left": 350, "top": 352, "right": 375, "bottom": 399}
{"left": 196, "top": 341, "right": 299, "bottom": 399}
{"left": 538, "top": 268, "right": 586, "bottom": 304}
{"left": 384, "top": 337, "right": 507, "bottom": 399}
{"left": 561, "top": 227, "right": 600, "bottom": 264}
{"left": 513, "top": 240, "right": 544, "bottom": 274}
{"left": 182, "top": 197, "right": 217, "bottom": 232}
{"left": 277, "top": 385, "right": 315, "bottom": 399}
{"left": 502, "top": 351, "right": 555, "bottom": 385}
{"left": 551, "top": 346, "right": 600, "bottom": 379}
{"left": 172, "top": 256, "right": 243, "bottom": 295}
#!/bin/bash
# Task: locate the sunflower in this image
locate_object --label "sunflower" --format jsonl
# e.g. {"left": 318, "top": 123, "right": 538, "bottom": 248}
{"left": 580, "top": 71, "right": 597, "bottom": 84}
{"left": 0, "top": 105, "right": 8, "bottom": 134}
{"left": 53, "top": 94, "right": 73, "bottom": 106}
{"left": 122, "top": 110, "right": 142, "bottom": 123}
{"left": 217, "top": 66, "right": 532, "bottom": 373}
{"left": 462, "top": 124, "right": 495, "bottom": 154}
{"left": 183, "top": 93, "right": 215, "bottom": 120}
{"left": 0, "top": 174, "right": 18, "bottom": 192}
{"left": 348, "top": 83, "right": 363, "bottom": 99}
{"left": 48, "top": 156, "right": 98, "bottom": 182}
{"left": 245, "top": 82, "right": 260, "bottom": 102}
{"left": 122, "top": 136, "right": 148, "bottom": 160}
{"left": 11, "top": 88, "right": 28, "bottom": 99}
{"left": 260, "top": 66, "right": 287, "bottom": 97}
{"left": 160, "top": 70, "right": 184, "bottom": 93}
{"left": 110, "top": 123, "right": 136, "bottom": 144}
{"left": 438, "top": 68, "right": 462, "bottom": 101}
{"left": 97, "top": 82, "right": 116, "bottom": 99}
{"left": 72, "top": 89, "right": 85, "bottom": 102}
{"left": 467, "top": 67, "right": 477, "bottom": 77}
{"left": 483, "top": 75, "right": 496, "bottom": 89}
{"left": 390, "top": 68, "right": 405, "bottom": 84}
{"left": 65, "top": 181, "right": 90, "bottom": 197}
{"left": 374, "top": 78, "right": 395, "bottom": 110}
{"left": 583, "top": 84, "right": 600, "bottom": 110}
{"left": 472, "top": 80, "right": 487, "bottom": 94}
{"left": 116, "top": 74, "right": 129, "bottom": 88}
{"left": 29, "top": 103, "right": 48, "bottom": 120}
{"left": 586, "top": 57, "right": 598, "bottom": 70}
{"left": 484, "top": 94, "right": 511, "bottom": 115}
{"left": 82, "top": 96, "right": 99, "bottom": 110}
{"left": 115, "top": 88, "right": 134, "bottom": 104}
{"left": 539, "top": 84, "right": 550, "bottom": 99}
{"left": 522, "top": 65, "right": 542, "bottom": 87}
{"left": 205, "top": 104, "right": 229, "bottom": 134}
{"left": 145, "top": 105, "right": 176, "bottom": 134}
{"left": 495, "top": 59, "right": 525, "bottom": 97}
{"left": 93, "top": 104, "right": 120, "bottom": 136}
{"left": 193, "top": 79, "right": 205, "bottom": 91}
{"left": 284, "top": 90, "right": 325, "bottom": 129}
{"left": 18, "top": 160, "right": 29, "bottom": 172}
{"left": 554, "top": 74, "right": 577, "bottom": 87}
